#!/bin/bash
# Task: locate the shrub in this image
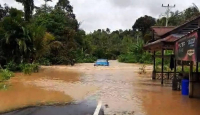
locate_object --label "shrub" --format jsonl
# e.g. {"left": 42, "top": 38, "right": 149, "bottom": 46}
{"left": 4, "top": 61, "right": 18, "bottom": 71}
{"left": 118, "top": 54, "right": 137, "bottom": 63}
{"left": 0, "top": 69, "right": 14, "bottom": 81}
{"left": 77, "top": 55, "right": 97, "bottom": 63}
{"left": 118, "top": 39, "right": 153, "bottom": 64}
{"left": 37, "top": 58, "right": 51, "bottom": 66}
{"left": 20, "top": 63, "right": 39, "bottom": 75}
{"left": 118, "top": 52, "right": 152, "bottom": 64}
{"left": 0, "top": 83, "right": 9, "bottom": 90}
{"left": 22, "top": 64, "right": 33, "bottom": 75}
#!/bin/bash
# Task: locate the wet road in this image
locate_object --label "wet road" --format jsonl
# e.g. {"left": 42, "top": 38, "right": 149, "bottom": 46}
{"left": 1, "top": 100, "right": 104, "bottom": 115}
{"left": 1, "top": 60, "right": 200, "bottom": 115}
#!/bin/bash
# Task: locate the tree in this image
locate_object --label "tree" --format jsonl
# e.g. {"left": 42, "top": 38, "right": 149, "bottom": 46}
{"left": 106, "top": 28, "right": 110, "bottom": 34}
{"left": 156, "top": 6, "right": 200, "bottom": 26}
{"left": 28, "top": 24, "right": 55, "bottom": 60}
{"left": 0, "top": 8, "right": 33, "bottom": 63}
{"left": 184, "top": 6, "right": 200, "bottom": 21}
{"left": 55, "top": 0, "right": 75, "bottom": 19}
{"left": 15, "top": 0, "right": 34, "bottom": 21}
{"left": 0, "top": 4, "right": 10, "bottom": 20}
{"left": 33, "top": 5, "right": 80, "bottom": 64}
{"left": 133, "top": 15, "right": 156, "bottom": 37}
{"left": 0, "top": 8, "right": 55, "bottom": 64}
{"left": 44, "top": 0, "right": 52, "bottom": 13}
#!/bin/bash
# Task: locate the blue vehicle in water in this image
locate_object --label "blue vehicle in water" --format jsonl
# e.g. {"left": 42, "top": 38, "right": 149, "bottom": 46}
{"left": 94, "top": 59, "right": 109, "bottom": 66}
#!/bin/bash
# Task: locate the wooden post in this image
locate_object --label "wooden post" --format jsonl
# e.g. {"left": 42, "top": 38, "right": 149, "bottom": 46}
{"left": 182, "top": 61, "right": 184, "bottom": 72}
{"left": 189, "top": 61, "right": 194, "bottom": 98}
{"left": 152, "top": 30, "right": 156, "bottom": 80}
{"left": 152, "top": 51, "right": 156, "bottom": 80}
{"left": 174, "top": 59, "right": 177, "bottom": 79}
{"left": 196, "top": 62, "right": 198, "bottom": 73}
{"left": 153, "top": 51, "right": 156, "bottom": 71}
{"left": 161, "top": 49, "right": 164, "bottom": 85}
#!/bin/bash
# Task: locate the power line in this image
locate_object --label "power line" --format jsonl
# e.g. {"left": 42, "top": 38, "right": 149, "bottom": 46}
{"left": 162, "top": 4, "right": 176, "bottom": 27}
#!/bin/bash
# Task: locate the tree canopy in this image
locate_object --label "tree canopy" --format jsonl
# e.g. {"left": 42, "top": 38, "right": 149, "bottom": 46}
{"left": 132, "top": 15, "right": 156, "bottom": 36}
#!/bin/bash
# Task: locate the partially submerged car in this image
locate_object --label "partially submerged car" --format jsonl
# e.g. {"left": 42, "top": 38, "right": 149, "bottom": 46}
{"left": 94, "top": 59, "right": 109, "bottom": 66}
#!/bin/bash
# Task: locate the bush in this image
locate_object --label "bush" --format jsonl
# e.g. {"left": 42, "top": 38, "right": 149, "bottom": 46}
{"left": 118, "top": 52, "right": 152, "bottom": 64}
{"left": 0, "top": 69, "right": 14, "bottom": 81}
{"left": 77, "top": 55, "right": 97, "bottom": 63}
{"left": 4, "top": 61, "right": 18, "bottom": 71}
{"left": 37, "top": 58, "right": 51, "bottom": 66}
{"left": 118, "top": 39, "right": 153, "bottom": 64}
{"left": 20, "top": 63, "right": 39, "bottom": 75}
{"left": 118, "top": 54, "right": 137, "bottom": 63}
{"left": 0, "top": 83, "right": 9, "bottom": 90}
{"left": 139, "top": 52, "right": 152, "bottom": 64}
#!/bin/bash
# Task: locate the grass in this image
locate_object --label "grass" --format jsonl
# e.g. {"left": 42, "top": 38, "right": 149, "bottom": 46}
{"left": 0, "top": 83, "right": 9, "bottom": 91}
{"left": 0, "top": 69, "right": 14, "bottom": 81}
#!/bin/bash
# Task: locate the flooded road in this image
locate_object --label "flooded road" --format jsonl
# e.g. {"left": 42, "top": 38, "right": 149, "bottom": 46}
{"left": 1, "top": 60, "right": 200, "bottom": 115}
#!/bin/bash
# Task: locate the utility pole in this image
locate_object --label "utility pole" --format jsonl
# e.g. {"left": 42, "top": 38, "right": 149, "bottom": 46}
{"left": 162, "top": 4, "right": 176, "bottom": 27}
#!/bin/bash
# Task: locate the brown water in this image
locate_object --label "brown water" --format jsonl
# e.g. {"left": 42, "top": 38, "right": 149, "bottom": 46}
{"left": 1, "top": 60, "right": 200, "bottom": 115}
{"left": 0, "top": 69, "right": 79, "bottom": 112}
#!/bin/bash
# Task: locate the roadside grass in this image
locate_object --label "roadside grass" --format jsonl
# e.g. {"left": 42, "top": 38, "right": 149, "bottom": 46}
{"left": 0, "top": 83, "right": 9, "bottom": 91}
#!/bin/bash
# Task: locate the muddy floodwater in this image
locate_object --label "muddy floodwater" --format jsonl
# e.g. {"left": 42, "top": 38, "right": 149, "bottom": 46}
{"left": 1, "top": 60, "right": 200, "bottom": 115}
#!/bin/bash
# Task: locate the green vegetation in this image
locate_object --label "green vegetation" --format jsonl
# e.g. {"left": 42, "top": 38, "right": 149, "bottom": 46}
{"left": 0, "top": 83, "right": 9, "bottom": 90}
{"left": 0, "top": 69, "right": 14, "bottom": 81}
{"left": 20, "top": 63, "right": 39, "bottom": 75}
{"left": 0, "top": 1, "right": 199, "bottom": 82}
{"left": 118, "top": 40, "right": 152, "bottom": 64}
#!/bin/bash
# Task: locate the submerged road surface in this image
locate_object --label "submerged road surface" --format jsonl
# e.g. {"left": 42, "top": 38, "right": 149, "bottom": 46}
{"left": 1, "top": 100, "right": 104, "bottom": 115}
{"left": 1, "top": 60, "right": 200, "bottom": 115}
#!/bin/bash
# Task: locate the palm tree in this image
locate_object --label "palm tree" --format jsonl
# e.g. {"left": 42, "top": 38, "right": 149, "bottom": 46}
{"left": 0, "top": 8, "right": 33, "bottom": 63}
{"left": 3, "top": 22, "right": 32, "bottom": 62}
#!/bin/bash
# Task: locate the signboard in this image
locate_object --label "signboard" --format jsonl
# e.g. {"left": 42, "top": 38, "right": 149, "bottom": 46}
{"left": 175, "top": 32, "right": 198, "bottom": 62}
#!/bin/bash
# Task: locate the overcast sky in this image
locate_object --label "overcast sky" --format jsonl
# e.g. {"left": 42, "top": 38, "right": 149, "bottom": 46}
{"left": 0, "top": 0, "right": 200, "bottom": 33}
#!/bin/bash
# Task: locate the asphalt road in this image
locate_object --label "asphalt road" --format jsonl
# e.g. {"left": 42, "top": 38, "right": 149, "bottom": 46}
{"left": 1, "top": 100, "right": 104, "bottom": 115}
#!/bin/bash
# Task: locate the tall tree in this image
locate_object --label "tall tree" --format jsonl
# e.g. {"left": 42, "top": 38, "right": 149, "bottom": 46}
{"left": 132, "top": 15, "right": 156, "bottom": 37}
{"left": 0, "top": 4, "right": 10, "bottom": 20}
{"left": 156, "top": 6, "right": 200, "bottom": 26}
{"left": 55, "top": 0, "right": 75, "bottom": 19}
{"left": 15, "top": 0, "right": 34, "bottom": 21}
{"left": 106, "top": 28, "right": 110, "bottom": 34}
{"left": 184, "top": 6, "right": 200, "bottom": 20}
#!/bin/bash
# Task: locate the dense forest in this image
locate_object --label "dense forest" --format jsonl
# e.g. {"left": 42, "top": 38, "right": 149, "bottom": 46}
{"left": 0, "top": 0, "right": 200, "bottom": 79}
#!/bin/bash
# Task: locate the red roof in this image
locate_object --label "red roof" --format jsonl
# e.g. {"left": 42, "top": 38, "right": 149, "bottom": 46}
{"left": 151, "top": 26, "right": 175, "bottom": 37}
{"left": 143, "top": 35, "right": 179, "bottom": 50}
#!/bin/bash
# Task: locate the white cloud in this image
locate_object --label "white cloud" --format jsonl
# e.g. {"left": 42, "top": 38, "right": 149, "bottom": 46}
{"left": 1, "top": 0, "right": 200, "bottom": 33}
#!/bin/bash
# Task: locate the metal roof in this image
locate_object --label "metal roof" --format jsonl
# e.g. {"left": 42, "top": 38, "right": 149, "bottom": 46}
{"left": 144, "top": 35, "right": 178, "bottom": 50}
{"left": 144, "top": 15, "right": 200, "bottom": 51}
{"left": 151, "top": 26, "right": 175, "bottom": 37}
{"left": 160, "top": 15, "right": 200, "bottom": 38}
